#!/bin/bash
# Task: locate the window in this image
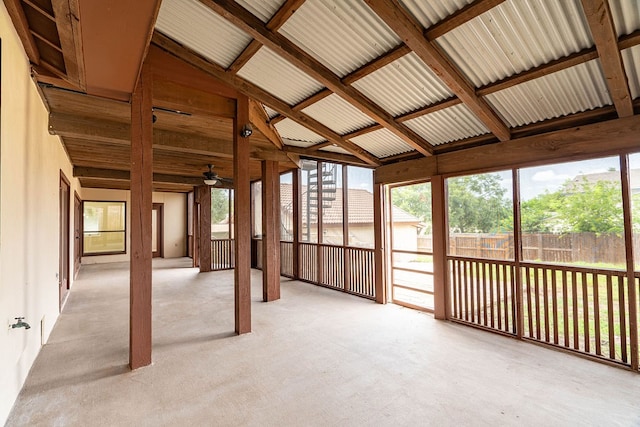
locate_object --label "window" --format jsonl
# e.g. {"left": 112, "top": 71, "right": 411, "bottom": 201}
{"left": 251, "top": 181, "right": 262, "bottom": 239}
{"left": 301, "top": 160, "right": 318, "bottom": 243}
{"left": 211, "top": 188, "right": 232, "bottom": 239}
{"left": 280, "top": 172, "right": 293, "bottom": 241}
{"left": 519, "top": 157, "right": 624, "bottom": 268}
{"left": 347, "top": 166, "right": 374, "bottom": 248}
{"left": 82, "top": 201, "right": 126, "bottom": 255}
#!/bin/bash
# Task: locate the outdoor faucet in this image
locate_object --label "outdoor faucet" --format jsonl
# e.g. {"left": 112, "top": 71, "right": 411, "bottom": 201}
{"left": 11, "top": 317, "right": 30, "bottom": 330}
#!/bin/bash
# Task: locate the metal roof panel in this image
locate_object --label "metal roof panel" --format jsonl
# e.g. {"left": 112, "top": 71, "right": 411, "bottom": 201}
{"left": 609, "top": 0, "right": 640, "bottom": 36}
{"left": 275, "top": 119, "right": 326, "bottom": 143}
{"left": 485, "top": 60, "right": 612, "bottom": 127}
{"left": 237, "top": 47, "right": 325, "bottom": 105}
{"left": 622, "top": 45, "right": 640, "bottom": 99}
{"left": 399, "top": 0, "right": 475, "bottom": 29}
{"left": 278, "top": 0, "right": 401, "bottom": 77}
{"left": 234, "top": 0, "right": 285, "bottom": 23}
{"left": 436, "top": 0, "right": 594, "bottom": 87}
{"left": 351, "top": 128, "right": 415, "bottom": 158}
{"left": 352, "top": 52, "right": 454, "bottom": 116}
{"left": 301, "top": 94, "right": 376, "bottom": 135}
{"left": 405, "top": 104, "right": 489, "bottom": 146}
{"left": 156, "top": 0, "right": 252, "bottom": 69}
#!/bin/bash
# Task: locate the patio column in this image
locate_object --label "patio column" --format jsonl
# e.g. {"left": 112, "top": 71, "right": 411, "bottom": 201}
{"left": 234, "top": 94, "right": 251, "bottom": 334}
{"left": 373, "top": 182, "right": 386, "bottom": 304}
{"left": 199, "top": 185, "right": 212, "bottom": 272}
{"left": 262, "top": 160, "right": 281, "bottom": 301}
{"left": 431, "top": 175, "right": 449, "bottom": 320}
{"left": 130, "top": 62, "right": 153, "bottom": 370}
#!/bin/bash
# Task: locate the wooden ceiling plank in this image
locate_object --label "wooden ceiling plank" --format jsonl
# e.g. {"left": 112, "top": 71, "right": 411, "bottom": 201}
{"left": 153, "top": 77, "right": 236, "bottom": 117}
{"left": 4, "top": 0, "right": 41, "bottom": 63}
{"left": 51, "top": 0, "right": 87, "bottom": 89}
{"left": 424, "top": 0, "right": 505, "bottom": 40}
{"left": 227, "top": 0, "right": 306, "bottom": 73}
{"left": 365, "top": 0, "right": 511, "bottom": 142}
{"left": 30, "top": 29, "right": 62, "bottom": 52}
{"left": 201, "top": 0, "right": 434, "bottom": 156}
{"left": 581, "top": 0, "right": 634, "bottom": 118}
{"left": 74, "top": 166, "right": 209, "bottom": 186}
{"left": 150, "top": 36, "right": 381, "bottom": 166}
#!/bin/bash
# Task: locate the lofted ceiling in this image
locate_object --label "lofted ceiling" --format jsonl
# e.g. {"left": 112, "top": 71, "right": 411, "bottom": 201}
{"left": 4, "top": 0, "right": 640, "bottom": 192}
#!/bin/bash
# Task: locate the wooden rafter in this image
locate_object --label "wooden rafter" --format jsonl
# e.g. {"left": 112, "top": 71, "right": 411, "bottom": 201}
{"left": 365, "top": 0, "right": 511, "bottom": 142}
{"left": 52, "top": 0, "right": 86, "bottom": 89}
{"left": 151, "top": 34, "right": 381, "bottom": 166}
{"left": 283, "top": 146, "right": 371, "bottom": 167}
{"left": 201, "top": 0, "right": 434, "bottom": 156}
{"left": 227, "top": 0, "right": 306, "bottom": 73}
{"left": 4, "top": 0, "right": 40, "bottom": 63}
{"left": 581, "top": 0, "right": 633, "bottom": 118}
{"left": 424, "top": 0, "right": 505, "bottom": 40}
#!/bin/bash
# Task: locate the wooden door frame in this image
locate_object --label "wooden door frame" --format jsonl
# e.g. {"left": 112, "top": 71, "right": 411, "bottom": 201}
{"left": 152, "top": 203, "right": 164, "bottom": 258}
{"left": 59, "top": 171, "right": 71, "bottom": 310}
{"left": 73, "top": 191, "right": 82, "bottom": 278}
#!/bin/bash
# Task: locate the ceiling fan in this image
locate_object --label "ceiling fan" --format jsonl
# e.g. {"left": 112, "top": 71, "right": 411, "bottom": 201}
{"left": 203, "top": 164, "right": 232, "bottom": 186}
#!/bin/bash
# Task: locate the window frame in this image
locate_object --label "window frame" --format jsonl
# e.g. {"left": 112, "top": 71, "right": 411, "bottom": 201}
{"left": 82, "top": 200, "right": 127, "bottom": 256}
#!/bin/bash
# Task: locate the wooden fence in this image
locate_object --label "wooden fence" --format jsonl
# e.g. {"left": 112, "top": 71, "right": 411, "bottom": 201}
{"left": 448, "top": 233, "right": 639, "bottom": 266}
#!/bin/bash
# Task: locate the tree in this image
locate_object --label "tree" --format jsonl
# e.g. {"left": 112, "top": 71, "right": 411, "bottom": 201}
{"left": 211, "top": 188, "right": 230, "bottom": 224}
{"left": 447, "top": 173, "right": 511, "bottom": 233}
{"left": 391, "top": 183, "right": 432, "bottom": 223}
{"left": 520, "top": 191, "right": 564, "bottom": 233}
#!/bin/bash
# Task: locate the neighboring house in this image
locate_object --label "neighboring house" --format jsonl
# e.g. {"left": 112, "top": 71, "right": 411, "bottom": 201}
{"left": 569, "top": 169, "right": 640, "bottom": 193}
{"left": 280, "top": 184, "right": 421, "bottom": 249}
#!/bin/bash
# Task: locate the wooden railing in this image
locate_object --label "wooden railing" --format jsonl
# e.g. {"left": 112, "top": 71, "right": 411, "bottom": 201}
{"left": 280, "top": 241, "right": 294, "bottom": 278}
{"left": 346, "top": 247, "right": 375, "bottom": 298}
{"left": 449, "top": 255, "right": 637, "bottom": 367}
{"left": 211, "top": 239, "right": 234, "bottom": 271}
{"left": 449, "top": 257, "right": 517, "bottom": 335}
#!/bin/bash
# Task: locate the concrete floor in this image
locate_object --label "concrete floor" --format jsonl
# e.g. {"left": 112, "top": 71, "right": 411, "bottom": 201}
{"left": 6, "top": 258, "right": 640, "bottom": 426}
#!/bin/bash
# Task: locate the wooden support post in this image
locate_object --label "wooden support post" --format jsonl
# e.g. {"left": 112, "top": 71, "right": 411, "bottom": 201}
{"left": 342, "top": 165, "right": 350, "bottom": 292}
{"left": 620, "top": 155, "right": 638, "bottom": 370}
{"left": 512, "top": 169, "right": 524, "bottom": 338}
{"left": 262, "top": 160, "right": 281, "bottom": 301}
{"left": 198, "top": 185, "right": 212, "bottom": 272}
{"left": 192, "top": 187, "right": 200, "bottom": 268}
{"left": 130, "top": 63, "right": 153, "bottom": 370}
{"left": 234, "top": 95, "right": 251, "bottom": 334}
{"left": 431, "top": 175, "right": 449, "bottom": 320}
{"left": 373, "top": 183, "right": 386, "bottom": 304}
{"left": 292, "top": 168, "right": 301, "bottom": 279}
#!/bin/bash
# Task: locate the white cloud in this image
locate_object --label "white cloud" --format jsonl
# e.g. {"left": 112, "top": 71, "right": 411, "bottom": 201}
{"left": 531, "top": 170, "right": 571, "bottom": 182}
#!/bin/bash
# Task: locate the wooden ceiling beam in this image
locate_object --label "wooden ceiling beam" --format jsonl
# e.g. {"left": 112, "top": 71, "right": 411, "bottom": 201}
{"left": 292, "top": 89, "right": 332, "bottom": 111}
{"left": 365, "top": 0, "right": 510, "bottom": 142}
{"left": 73, "top": 166, "right": 209, "bottom": 186}
{"left": 376, "top": 114, "right": 640, "bottom": 184}
{"left": 52, "top": 0, "right": 86, "bottom": 90}
{"left": 581, "top": 0, "right": 634, "bottom": 117}
{"left": 341, "top": 44, "right": 412, "bottom": 85}
{"left": 618, "top": 29, "right": 640, "bottom": 50}
{"left": 227, "top": 0, "right": 307, "bottom": 73}
{"left": 397, "top": 96, "right": 462, "bottom": 122}
{"left": 283, "top": 146, "right": 372, "bottom": 167}
{"left": 4, "top": 0, "right": 41, "bottom": 63}
{"left": 424, "top": 0, "right": 505, "bottom": 40}
{"left": 201, "top": 0, "right": 434, "bottom": 156}
{"left": 249, "top": 99, "right": 284, "bottom": 149}
{"left": 150, "top": 36, "right": 381, "bottom": 166}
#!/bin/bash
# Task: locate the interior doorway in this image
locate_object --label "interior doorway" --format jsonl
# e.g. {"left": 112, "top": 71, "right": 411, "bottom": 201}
{"left": 388, "top": 181, "right": 434, "bottom": 312}
{"left": 59, "top": 172, "right": 70, "bottom": 309}
{"left": 152, "top": 203, "right": 164, "bottom": 258}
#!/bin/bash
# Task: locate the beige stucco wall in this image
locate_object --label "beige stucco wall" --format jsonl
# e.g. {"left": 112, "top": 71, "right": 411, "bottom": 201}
{"left": 0, "top": 4, "right": 80, "bottom": 424}
{"left": 80, "top": 189, "right": 186, "bottom": 264}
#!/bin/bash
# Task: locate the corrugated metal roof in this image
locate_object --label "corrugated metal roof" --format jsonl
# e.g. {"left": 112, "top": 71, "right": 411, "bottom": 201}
{"left": 350, "top": 128, "right": 415, "bottom": 158}
{"left": 405, "top": 104, "right": 489, "bottom": 145}
{"left": 485, "top": 60, "right": 612, "bottom": 127}
{"left": 319, "top": 144, "right": 353, "bottom": 155}
{"left": 275, "top": 119, "right": 326, "bottom": 143}
{"left": 608, "top": 0, "right": 640, "bottom": 36}
{"left": 263, "top": 105, "right": 280, "bottom": 119}
{"left": 282, "top": 138, "right": 316, "bottom": 148}
{"left": 436, "top": 0, "right": 594, "bottom": 87}
{"left": 352, "top": 52, "right": 453, "bottom": 116}
{"left": 234, "top": 0, "right": 285, "bottom": 23}
{"left": 155, "top": 0, "right": 252, "bottom": 69}
{"left": 237, "top": 47, "right": 325, "bottom": 105}
{"left": 301, "top": 94, "right": 376, "bottom": 134}
{"left": 622, "top": 46, "right": 640, "bottom": 99}
{"left": 399, "top": 0, "right": 475, "bottom": 29}
{"left": 278, "top": 0, "right": 401, "bottom": 77}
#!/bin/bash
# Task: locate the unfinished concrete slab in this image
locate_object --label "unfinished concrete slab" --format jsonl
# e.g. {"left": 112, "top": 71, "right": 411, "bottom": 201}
{"left": 6, "top": 258, "right": 640, "bottom": 426}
